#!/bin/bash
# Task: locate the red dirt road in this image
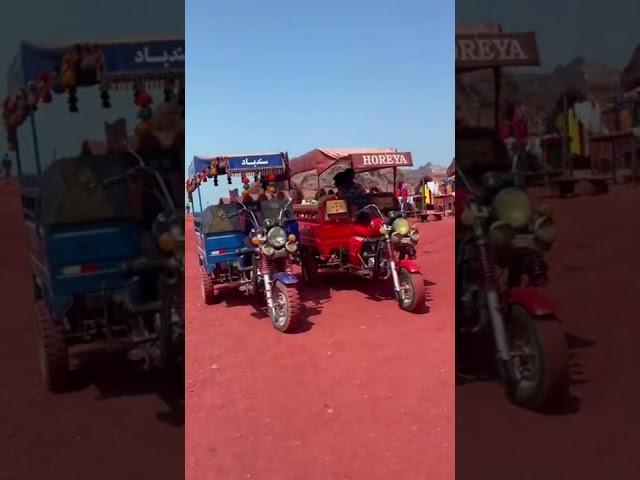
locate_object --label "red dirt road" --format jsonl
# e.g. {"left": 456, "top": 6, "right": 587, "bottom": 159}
{"left": 186, "top": 216, "right": 454, "bottom": 479}
{"left": 0, "top": 181, "right": 184, "bottom": 480}
{"left": 457, "top": 185, "right": 640, "bottom": 479}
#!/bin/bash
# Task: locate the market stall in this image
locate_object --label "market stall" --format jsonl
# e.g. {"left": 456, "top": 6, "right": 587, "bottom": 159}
{"left": 186, "top": 152, "right": 291, "bottom": 212}
{"left": 4, "top": 38, "right": 185, "bottom": 176}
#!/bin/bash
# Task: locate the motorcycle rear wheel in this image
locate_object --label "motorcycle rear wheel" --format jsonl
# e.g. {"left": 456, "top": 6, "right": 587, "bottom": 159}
{"left": 201, "top": 268, "right": 216, "bottom": 305}
{"left": 507, "top": 306, "right": 569, "bottom": 409}
{"left": 270, "top": 281, "right": 300, "bottom": 333}
{"left": 35, "top": 300, "right": 70, "bottom": 393}
{"left": 300, "top": 249, "right": 318, "bottom": 284}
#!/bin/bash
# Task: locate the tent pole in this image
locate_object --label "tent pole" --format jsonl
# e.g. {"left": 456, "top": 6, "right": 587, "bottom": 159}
{"left": 393, "top": 167, "right": 397, "bottom": 196}
{"left": 14, "top": 136, "right": 23, "bottom": 178}
{"left": 30, "top": 113, "right": 42, "bottom": 175}
{"left": 197, "top": 186, "right": 203, "bottom": 212}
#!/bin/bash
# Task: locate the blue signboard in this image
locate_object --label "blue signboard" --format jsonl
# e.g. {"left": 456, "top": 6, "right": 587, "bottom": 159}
{"left": 227, "top": 154, "right": 285, "bottom": 171}
{"left": 102, "top": 40, "right": 184, "bottom": 77}
{"left": 189, "top": 153, "right": 286, "bottom": 177}
{"left": 8, "top": 39, "right": 184, "bottom": 92}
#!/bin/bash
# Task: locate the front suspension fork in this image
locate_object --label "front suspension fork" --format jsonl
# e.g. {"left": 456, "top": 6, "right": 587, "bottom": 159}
{"left": 475, "top": 235, "right": 511, "bottom": 365}
{"left": 386, "top": 241, "right": 402, "bottom": 301}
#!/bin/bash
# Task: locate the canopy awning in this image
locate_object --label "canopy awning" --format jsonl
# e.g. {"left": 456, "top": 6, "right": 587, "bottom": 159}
{"left": 289, "top": 148, "right": 413, "bottom": 176}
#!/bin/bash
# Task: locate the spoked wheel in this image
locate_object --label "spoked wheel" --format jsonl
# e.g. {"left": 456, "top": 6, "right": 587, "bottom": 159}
{"left": 300, "top": 249, "right": 318, "bottom": 284}
{"left": 397, "top": 269, "right": 426, "bottom": 313}
{"left": 270, "top": 281, "right": 300, "bottom": 333}
{"left": 35, "top": 300, "right": 70, "bottom": 393}
{"left": 507, "top": 306, "right": 569, "bottom": 409}
{"left": 201, "top": 268, "right": 215, "bottom": 305}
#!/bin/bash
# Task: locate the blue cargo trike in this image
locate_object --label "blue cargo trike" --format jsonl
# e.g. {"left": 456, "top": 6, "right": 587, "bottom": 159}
{"left": 26, "top": 153, "right": 184, "bottom": 392}
{"left": 187, "top": 152, "right": 301, "bottom": 332}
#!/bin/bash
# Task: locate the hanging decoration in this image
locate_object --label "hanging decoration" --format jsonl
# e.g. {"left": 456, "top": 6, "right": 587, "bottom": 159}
{"left": 38, "top": 73, "right": 53, "bottom": 104}
{"left": 241, "top": 175, "right": 251, "bottom": 198}
{"left": 100, "top": 78, "right": 111, "bottom": 108}
{"left": 266, "top": 173, "right": 277, "bottom": 194}
{"left": 164, "top": 77, "right": 176, "bottom": 103}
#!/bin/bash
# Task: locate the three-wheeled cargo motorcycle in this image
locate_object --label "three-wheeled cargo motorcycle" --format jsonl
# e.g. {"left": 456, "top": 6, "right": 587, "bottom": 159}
{"left": 27, "top": 152, "right": 184, "bottom": 392}
{"left": 188, "top": 152, "right": 301, "bottom": 332}
{"left": 290, "top": 148, "right": 425, "bottom": 313}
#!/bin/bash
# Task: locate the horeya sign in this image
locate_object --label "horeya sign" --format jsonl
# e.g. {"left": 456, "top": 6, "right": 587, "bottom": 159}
{"left": 455, "top": 32, "right": 539, "bottom": 70}
{"left": 351, "top": 152, "right": 413, "bottom": 169}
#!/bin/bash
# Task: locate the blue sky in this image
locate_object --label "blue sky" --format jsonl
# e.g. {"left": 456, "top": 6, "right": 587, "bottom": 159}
{"left": 186, "top": 0, "right": 454, "bottom": 207}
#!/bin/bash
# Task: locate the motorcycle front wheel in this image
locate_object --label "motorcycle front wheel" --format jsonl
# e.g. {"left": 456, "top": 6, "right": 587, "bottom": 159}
{"left": 507, "top": 306, "right": 569, "bottom": 409}
{"left": 270, "top": 281, "right": 300, "bottom": 333}
{"left": 397, "top": 269, "right": 426, "bottom": 313}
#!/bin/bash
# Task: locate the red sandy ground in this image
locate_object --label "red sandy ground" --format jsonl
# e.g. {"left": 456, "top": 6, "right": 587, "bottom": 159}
{"left": 185, "top": 216, "right": 454, "bottom": 480}
{"left": 0, "top": 180, "right": 184, "bottom": 480}
{"left": 457, "top": 185, "right": 640, "bottom": 479}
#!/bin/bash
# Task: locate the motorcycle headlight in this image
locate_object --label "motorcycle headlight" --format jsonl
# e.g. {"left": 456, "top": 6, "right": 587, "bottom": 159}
{"left": 491, "top": 188, "right": 533, "bottom": 229}
{"left": 533, "top": 216, "right": 555, "bottom": 244}
{"left": 285, "top": 241, "right": 298, "bottom": 253}
{"left": 391, "top": 232, "right": 402, "bottom": 243}
{"left": 488, "top": 221, "right": 514, "bottom": 248}
{"left": 158, "top": 232, "right": 177, "bottom": 252}
{"left": 170, "top": 224, "right": 184, "bottom": 242}
{"left": 267, "top": 226, "right": 287, "bottom": 248}
{"left": 535, "top": 203, "right": 553, "bottom": 219}
{"left": 261, "top": 244, "right": 275, "bottom": 256}
{"left": 409, "top": 229, "right": 420, "bottom": 244}
{"left": 392, "top": 217, "right": 410, "bottom": 235}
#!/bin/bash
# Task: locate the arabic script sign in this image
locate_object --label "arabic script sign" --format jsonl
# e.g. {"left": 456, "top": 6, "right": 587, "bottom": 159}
{"left": 227, "top": 154, "right": 285, "bottom": 171}
{"left": 351, "top": 152, "right": 413, "bottom": 169}
{"left": 102, "top": 40, "right": 185, "bottom": 76}
{"left": 455, "top": 32, "right": 539, "bottom": 69}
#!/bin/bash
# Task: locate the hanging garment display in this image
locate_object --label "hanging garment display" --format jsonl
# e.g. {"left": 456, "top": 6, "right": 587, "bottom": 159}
{"left": 620, "top": 109, "right": 633, "bottom": 131}
{"left": 568, "top": 108, "right": 583, "bottom": 155}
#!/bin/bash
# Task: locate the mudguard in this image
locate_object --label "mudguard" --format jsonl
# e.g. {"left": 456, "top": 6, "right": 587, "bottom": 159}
{"left": 505, "top": 286, "right": 558, "bottom": 318}
{"left": 272, "top": 272, "right": 298, "bottom": 285}
{"left": 398, "top": 259, "right": 421, "bottom": 274}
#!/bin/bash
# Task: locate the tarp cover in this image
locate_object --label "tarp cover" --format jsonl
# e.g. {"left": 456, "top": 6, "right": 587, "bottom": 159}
{"left": 289, "top": 148, "right": 403, "bottom": 176}
{"left": 39, "top": 155, "right": 141, "bottom": 226}
{"left": 200, "top": 204, "right": 242, "bottom": 235}
{"left": 260, "top": 199, "right": 294, "bottom": 221}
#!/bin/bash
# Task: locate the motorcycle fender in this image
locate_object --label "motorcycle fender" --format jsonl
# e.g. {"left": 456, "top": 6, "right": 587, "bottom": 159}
{"left": 505, "top": 287, "right": 558, "bottom": 318}
{"left": 398, "top": 259, "right": 421, "bottom": 274}
{"left": 272, "top": 272, "right": 298, "bottom": 285}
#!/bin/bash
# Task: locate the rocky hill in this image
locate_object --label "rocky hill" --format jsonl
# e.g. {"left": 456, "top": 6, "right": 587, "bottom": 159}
{"left": 291, "top": 162, "right": 448, "bottom": 196}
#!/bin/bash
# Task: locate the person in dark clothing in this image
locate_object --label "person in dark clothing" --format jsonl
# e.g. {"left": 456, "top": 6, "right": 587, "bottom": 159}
{"left": 334, "top": 169, "right": 366, "bottom": 196}
{"left": 2, "top": 154, "right": 12, "bottom": 179}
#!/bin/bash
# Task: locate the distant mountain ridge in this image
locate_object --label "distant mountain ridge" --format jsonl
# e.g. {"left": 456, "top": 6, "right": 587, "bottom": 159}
{"left": 457, "top": 56, "right": 622, "bottom": 132}
{"left": 291, "top": 162, "right": 448, "bottom": 195}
